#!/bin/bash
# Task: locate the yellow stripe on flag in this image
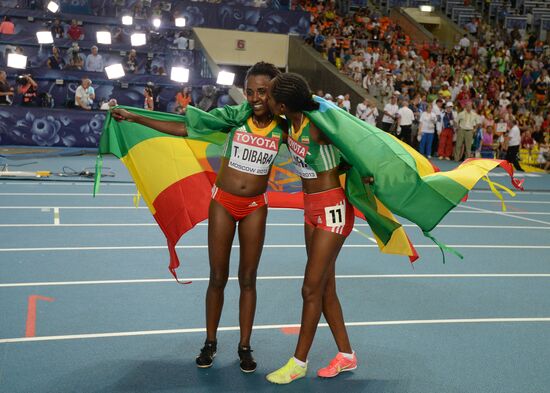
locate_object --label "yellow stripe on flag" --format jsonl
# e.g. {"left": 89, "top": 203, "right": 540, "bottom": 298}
{"left": 373, "top": 195, "right": 416, "bottom": 257}
{"left": 424, "top": 159, "right": 500, "bottom": 189}
{"left": 122, "top": 137, "right": 204, "bottom": 214}
{"left": 396, "top": 139, "right": 435, "bottom": 177}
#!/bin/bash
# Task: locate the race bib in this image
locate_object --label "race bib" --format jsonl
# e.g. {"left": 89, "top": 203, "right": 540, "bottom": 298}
{"left": 324, "top": 203, "right": 345, "bottom": 228}
{"left": 228, "top": 131, "right": 278, "bottom": 175}
{"left": 288, "top": 137, "right": 317, "bottom": 179}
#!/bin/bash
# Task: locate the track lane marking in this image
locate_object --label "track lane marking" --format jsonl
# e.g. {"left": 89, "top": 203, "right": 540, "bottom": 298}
{"left": 2, "top": 274, "right": 550, "bottom": 288}
{"left": 2, "top": 317, "right": 550, "bottom": 344}
{"left": 1, "top": 244, "right": 549, "bottom": 252}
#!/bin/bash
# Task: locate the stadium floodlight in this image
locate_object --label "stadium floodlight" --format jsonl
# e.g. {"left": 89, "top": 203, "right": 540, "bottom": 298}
{"left": 36, "top": 31, "right": 54, "bottom": 44}
{"left": 122, "top": 15, "right": 133, "bottom": 25}
{"left": 175, "top": 17, "right": 186, "bottom": 27}
{"left": 170, "top": 67, "right": 189, "bottom": 83}
{"left": 216, "top": 71, "right": 235, "bottom": 86}
{"left": 152, "top": 18, "right": 161, "bottom": 28}
{"left": 96, "top": 31, "right": 112, "bottom": 45}
{"left": 47, "top": 1, "right": 59, "bottom": 13}
{"left": 130, "top": 33, "right": 147, "bottom": 46}
{"left": 7, "top": 53, "right": 27, "bottom": 69}
{"left": 105, "top": 63, "right": 125, "bottom": 79}
{"left": 419, "top": 5, "right": 434, "bottom": 12}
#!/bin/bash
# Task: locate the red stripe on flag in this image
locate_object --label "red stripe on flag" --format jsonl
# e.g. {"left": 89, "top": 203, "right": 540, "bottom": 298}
{"left": 153, "top": 171, "right": 216, "bottom": 282}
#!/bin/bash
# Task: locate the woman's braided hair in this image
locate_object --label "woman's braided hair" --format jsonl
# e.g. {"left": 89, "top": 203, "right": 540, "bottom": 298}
{"left": 245, "top": 61, "right": 281, "bottom": 81}
{"left": 270, "top": 72, "right": 320, "bottom": 112}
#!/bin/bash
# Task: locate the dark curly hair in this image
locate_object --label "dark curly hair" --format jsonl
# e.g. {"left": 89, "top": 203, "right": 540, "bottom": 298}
{"left": 270, "top": 73, "right": 320, "bottom": 112}
{"left": 245, "top": 61, "right": 281, "bottom": 81}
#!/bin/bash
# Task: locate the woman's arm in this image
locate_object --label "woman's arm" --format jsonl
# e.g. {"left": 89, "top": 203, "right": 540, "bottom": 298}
{"left": 26, "top": 75, "right": 38, "bottom": 89}
{"left": 111, "top": 108, "right": 188, "bottom": 137}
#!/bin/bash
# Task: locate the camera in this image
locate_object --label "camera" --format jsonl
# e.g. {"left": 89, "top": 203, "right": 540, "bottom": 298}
{"left": 16, "top": 75, "right": 28, "bottom": 85}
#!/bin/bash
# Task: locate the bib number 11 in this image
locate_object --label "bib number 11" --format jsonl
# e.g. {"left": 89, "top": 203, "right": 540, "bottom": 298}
{"left": 324, "top": 204, "right": 345, "bottom": 228}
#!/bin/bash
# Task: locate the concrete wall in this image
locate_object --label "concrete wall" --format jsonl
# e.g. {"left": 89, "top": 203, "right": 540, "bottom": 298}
{"left": 390, "top": 7, "right": 434, "bottom": 46}
{"left": 287, "top": 36, "right": 372, "bottom": 113}
{"left": 193, "top": 27, "right": 289, "bottom": 68}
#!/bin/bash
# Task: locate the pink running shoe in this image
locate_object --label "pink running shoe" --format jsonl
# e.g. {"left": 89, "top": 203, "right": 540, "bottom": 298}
{"left": 317, "top": 352, "right": 357, "bottom": 378}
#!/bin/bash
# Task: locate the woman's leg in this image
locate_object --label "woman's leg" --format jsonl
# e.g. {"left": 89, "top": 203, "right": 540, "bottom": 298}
{"left": 322, "top": 258, "right": 352, "bottom": 354}
{"left": 205, "top": 199, "right": 237, "bottom": 342}
{"left": 236, "top": 205, "right": 267, "bottom": 347}
{"left": 294, "top": 229, "right": 346, "bottom": 362}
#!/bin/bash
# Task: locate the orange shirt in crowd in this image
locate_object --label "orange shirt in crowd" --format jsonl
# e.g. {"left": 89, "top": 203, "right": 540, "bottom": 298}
{"left": 0, "top": 20, "right": 15, "bottom": 34}
{"left": 176, "top": 92, "right": 192, "bottom": 109}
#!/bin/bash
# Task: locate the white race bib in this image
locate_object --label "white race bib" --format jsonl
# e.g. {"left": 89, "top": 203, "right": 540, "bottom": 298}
{"left": 288, "top": 136, "right": 317, "bottom": 179}
{"left": 324, "top": 203, "right": 345, "bottom": 228}
{"left": 228, "top": 131, "right": 278, "bottom": 175}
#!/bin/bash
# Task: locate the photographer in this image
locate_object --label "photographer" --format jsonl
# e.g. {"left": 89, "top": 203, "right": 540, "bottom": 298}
{"left": 16, "top": 74, "right": 38, "bottom": 106}
{"left": 0, "top": 70, "right": 14, "bottom": 105}
{"left": 74, "top": 77, "right": 95, "bottom": 110}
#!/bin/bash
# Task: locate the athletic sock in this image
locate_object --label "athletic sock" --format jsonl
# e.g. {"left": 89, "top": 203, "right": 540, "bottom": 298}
{"left": 293, "top": 356, "right": 307, "bottom": 368}
{"left": 340, "top": 350, "right": 355, "bottom": 360}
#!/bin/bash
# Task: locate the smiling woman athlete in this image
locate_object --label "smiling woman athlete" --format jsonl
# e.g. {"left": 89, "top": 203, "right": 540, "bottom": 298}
{"left": 111, "top": 62, "right": 285, "bottom": 373}
{"left": 265, "top": 73, "right": 357, "bottom": 384}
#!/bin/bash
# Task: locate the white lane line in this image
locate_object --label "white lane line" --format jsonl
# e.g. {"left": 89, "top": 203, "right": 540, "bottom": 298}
{"left": 0, "top": 223, "right": 549, "bottom": 230}
{"left": 461, "top": 204, "right": 550, "bottom": 226}
{"left": 53, "top": 208, "right": 60, "bottom": 225}
{"left": 2, "top": 274, "right": 550, "bottom": 288}
{"left": 2, "top": 317, "right": 550, "bottom": 344}
{"left": 352, "top": 228, "right": 377, "bottom": 243}
{"left": 1, "top": 206, "right": 550, "bottom": 215}
{"left": 1, "top": 193, "right": 549, "bottom": 204}
{"left": 1, "top": 244, "right": 549, "bottom": 252}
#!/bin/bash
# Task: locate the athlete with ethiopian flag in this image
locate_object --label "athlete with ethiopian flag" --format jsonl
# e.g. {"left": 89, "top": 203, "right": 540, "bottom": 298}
{"left": 263, "top": 73, "right": 524, "bottom": 384}
{"left": 111, "top": 62, "right": 286, "bottom": 373}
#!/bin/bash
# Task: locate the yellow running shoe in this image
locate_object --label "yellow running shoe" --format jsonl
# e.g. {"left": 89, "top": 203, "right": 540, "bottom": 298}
{"left": 266, "top": 358, "right": 307, "bottom": 384}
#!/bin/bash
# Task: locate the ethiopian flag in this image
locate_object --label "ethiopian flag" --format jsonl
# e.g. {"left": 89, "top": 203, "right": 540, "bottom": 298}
{"left": 95, "top": 97, "right": 522, "bottom": 279}
{"left": 306, "top": 96, "right": 523, "bottom": 258}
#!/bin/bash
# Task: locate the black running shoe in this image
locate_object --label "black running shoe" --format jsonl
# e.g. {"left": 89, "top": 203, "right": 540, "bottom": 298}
{"left": 196, "top": 340, "right": 217, "bottom": 368}
{"left": 238, "top": 345, "right": 257, "bottom": 373}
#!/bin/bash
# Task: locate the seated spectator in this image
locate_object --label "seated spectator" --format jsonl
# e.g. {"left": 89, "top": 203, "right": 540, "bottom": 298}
{"left": 67, "top": 19, "right": 84, "bottom": 41}
{"left": 173, "top": 32, "right": 188, "bottom": 50}
{"left": 50, "top": 18, "right": 64, "bottom": 39}
{"left": 85, "top": 46, "right": 104, "bottom": 72}
{"left": 65, "top": 51, "right": 84, "bottom": 70}
{"left": 175, "top": 86, "right": 192, "bottom": 114}
{"left": 0, "top": 16, "right": 15, "bottom": 35}
{"left": 74, "top": 78, "right": 95, "bottom": 110}
{"left": 144, "top": 87, "right": 154, "bottom": 110}
{"left": 47, "top": 46, "right": 65, "bottom": 70}
{"left": 0, "top": 70, "right": 14, "bottom": 105}
{"left": 125, "top": 49, "right": 138, "bottom": 74}
{"left": 16, "top": 74, "right": 38, "bottom": 106}
{"left": 336, "top": 95, "right": 346, "bottom": 111}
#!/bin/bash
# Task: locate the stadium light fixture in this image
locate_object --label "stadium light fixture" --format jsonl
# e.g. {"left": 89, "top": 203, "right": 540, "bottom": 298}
{"left": 105, "top": 63, "right": 125, "bottom": 80}
{"left": 130, "top": 33, "right": 147, "bottom": 46}
{"left": 175, "top": 17, "right": 186, "bottom": 27}
{"left": 36, "top": 31, "right": 54, "bottom": 44}
{"left": 419, "top": 5, "right": 434, "bottom": 12}
{"left": 47, "top": 1, "right": 59, "bottom": 13}
{"left": 217, "top": 71, "right": 235, "bottom": 86}
{"left": 122, "top": 15, "right": 133, "bottom": 25}
{"left": 170, "top": 67, "right": 190, "bottom": 83}
{"left": 7, "top": 53, "right": 27, "bottom": 69}
{"left": 96, "top": 31, "right": 112, "bottom": 45}
{"left": 153, "top": 18, "right": 161, "bottom": 28}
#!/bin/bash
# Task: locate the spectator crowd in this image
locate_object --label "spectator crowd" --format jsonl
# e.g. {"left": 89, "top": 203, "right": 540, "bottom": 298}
{"left": 301, "top": 0, "right": 550, "bottom": 170}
